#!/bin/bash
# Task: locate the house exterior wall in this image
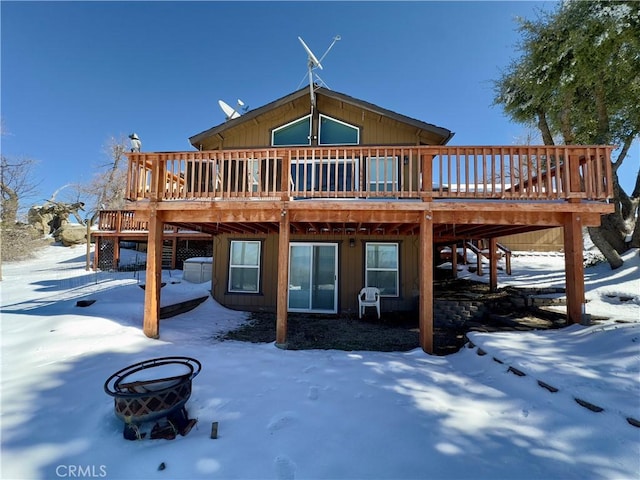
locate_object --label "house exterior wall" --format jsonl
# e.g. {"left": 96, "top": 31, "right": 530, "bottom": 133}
{"left": 197, "top": 94, "right": 435, "bottom": 151}
{"left": 315, "top": 95, "right": 437, "bottom": 145}
{"left": 211, "top": 232, "right": 422, "bottom": 315}
{"left": 202, "top": 98, "right": 310, "bottom": 149}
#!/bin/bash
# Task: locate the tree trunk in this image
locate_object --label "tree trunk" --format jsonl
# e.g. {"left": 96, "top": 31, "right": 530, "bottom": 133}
{"left": 586, "top": 169, "right": 639, "bottom": 268}
{"left": 1, "top": 186, "right": 19, "bottom": 225}
{"left": 598, "top": 212, "right": 628, "bottom": 253}
{"left": 536, "top": 110, "right": 555, "bottom": 146}
{"left": 628, "top": 168, "right": 640, "bottom": 248}
{"left": 631, "top": 218, "right": 640, "bottom": 248}
{"left": 587, "top": 226, "right": 623, "bottom": 269}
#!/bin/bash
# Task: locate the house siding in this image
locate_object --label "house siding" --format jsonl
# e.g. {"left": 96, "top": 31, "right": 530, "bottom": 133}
{"left": 499, "top": 227, "right": 564, "bottom": 252}
{"left": 212, "top": 232, "right": 421, "bottom": 315}
{"left": 198, "top": 93, "right": 438, "bottom": 151}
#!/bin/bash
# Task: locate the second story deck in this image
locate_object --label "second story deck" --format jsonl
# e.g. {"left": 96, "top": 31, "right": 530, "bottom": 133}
{"left": 125, "top": 145, "right": 613, "bottom": 203}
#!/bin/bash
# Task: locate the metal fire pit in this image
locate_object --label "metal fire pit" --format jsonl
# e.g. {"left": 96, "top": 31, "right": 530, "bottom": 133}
{"left": 104, "top": 356, "right": 201, "bottom": 438}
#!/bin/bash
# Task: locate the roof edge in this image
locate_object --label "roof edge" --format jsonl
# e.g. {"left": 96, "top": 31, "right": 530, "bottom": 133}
{"left": 189, "top": 86, "right": 454, "bottom": 148}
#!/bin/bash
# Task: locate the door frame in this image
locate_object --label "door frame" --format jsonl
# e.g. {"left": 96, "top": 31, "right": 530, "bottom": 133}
{"left": 287, "top": 242, "right": 338, "bottom": 314}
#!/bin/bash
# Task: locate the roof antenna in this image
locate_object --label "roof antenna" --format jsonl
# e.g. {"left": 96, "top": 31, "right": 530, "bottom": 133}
{"left": 297, "top": 35, "right": 340, "bottom": 107}
{"left": 218, "top": 99, "right": 248, "bottom": 121}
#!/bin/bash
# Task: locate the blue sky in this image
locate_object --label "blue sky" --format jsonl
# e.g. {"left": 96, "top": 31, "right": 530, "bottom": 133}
{"left": 2, "top": 1, "right": 636, "bottom": 210}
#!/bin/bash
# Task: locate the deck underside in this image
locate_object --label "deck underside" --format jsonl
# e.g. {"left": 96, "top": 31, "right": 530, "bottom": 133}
{"left": 111, "top": 198, "right": 612, "bottom": 243}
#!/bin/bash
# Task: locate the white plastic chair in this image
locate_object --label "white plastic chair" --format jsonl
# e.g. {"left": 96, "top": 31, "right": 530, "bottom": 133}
{"left": 358, "top": 287, "right": 381, "bottom": 319}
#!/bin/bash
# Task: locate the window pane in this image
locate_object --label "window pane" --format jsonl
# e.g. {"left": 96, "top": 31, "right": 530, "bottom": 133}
{"left": 368, "top": 157, "right": 397, "bottom": 192}
{"left": 291, "top": 161, "right": 355, "bottom": 192}
{"left": 231, "top": 241, "right": 259, "bottom": 266}
{"left": 319, "top": 115, "right": 359, "bottom": 145}
{"left": 272, "top": 116, "right": 311, "bottom": 146}
{"left": 230, "top": 268, "right": 259, "bottom": 292}
{"left": 229, "top": 241, "right": 260, "bottom": 293}
{"left": 366, "top": 271, "right": 397, "bottom": 296}
{"left": 367, "top": 244, "right": 398, "bottom": 269}
{"left": 366, "top": 243, "right": 399, "bottom": 297}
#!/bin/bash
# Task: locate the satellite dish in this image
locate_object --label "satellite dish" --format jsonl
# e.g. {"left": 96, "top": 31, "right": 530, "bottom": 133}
{"left": 218, "top": 99, "right": 247, "bottom": 121}
{"left": 298, "top": 36, "right": 323, "bottom": 70}
{"left": 297, "top": 35, "right": 340, "bottom": 108}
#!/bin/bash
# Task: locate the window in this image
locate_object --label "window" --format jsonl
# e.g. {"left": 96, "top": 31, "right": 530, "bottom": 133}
{"left": 291, "top": 159, "right": 357, "bottom": 192}
{"left": 272, "top": 115, "right": 311, "bottom": 146}
{"left": 367, "top": 157, "right": 398, "bottom": 192}
{"left": 228, "top": 240, "right": 261, "bottom": 293}
{"left": 365, "top": 243, "right": 399, "bottom": 296}
{"left": 319, "top": 114, "right": 359, "bottom": 145}
{"left": 272, "top": 114, "right": 359, "bottom": 146}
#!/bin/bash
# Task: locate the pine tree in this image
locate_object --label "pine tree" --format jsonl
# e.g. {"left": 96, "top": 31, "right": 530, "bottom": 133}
{"left": 494, "top": 1, "right": 640, "bottom": 268}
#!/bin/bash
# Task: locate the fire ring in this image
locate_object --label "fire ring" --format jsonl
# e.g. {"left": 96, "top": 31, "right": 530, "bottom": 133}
{"left": 104, "top": 356, "right": 201, "bottom": 439}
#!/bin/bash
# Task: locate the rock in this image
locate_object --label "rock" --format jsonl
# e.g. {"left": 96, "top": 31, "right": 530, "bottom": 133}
{"left": 28, "top": 206, "right": 54, "bottom": 235}
{"left": 56, "top": 224, "right": 87, "bottom": 246}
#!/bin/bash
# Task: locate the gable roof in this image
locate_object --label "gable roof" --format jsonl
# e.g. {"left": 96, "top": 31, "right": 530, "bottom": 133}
{"left": 189, "top": 86, "right": 454, "bottom": 148}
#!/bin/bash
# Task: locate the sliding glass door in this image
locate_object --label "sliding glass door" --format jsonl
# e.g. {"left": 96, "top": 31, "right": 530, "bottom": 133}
{"left": 288, "top": 243, "right": 338, "bottom": 313}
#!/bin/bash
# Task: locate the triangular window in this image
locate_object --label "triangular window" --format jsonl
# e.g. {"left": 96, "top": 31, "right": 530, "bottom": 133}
{"left": 272, "top": 115, "right": 312, "bottom": 146}
{"left": 319, "top": 114, "right": 359, "bottom": 145}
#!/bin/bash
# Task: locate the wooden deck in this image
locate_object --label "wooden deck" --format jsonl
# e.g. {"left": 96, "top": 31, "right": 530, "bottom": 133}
{"left": 109, "top": 144, "right": 615, "bottom": 354}
{"left": 102, "top": 144, "right": 615, "bottom": 241}
{"left": 125, "top": 145, "right": 613, "bottom": 202}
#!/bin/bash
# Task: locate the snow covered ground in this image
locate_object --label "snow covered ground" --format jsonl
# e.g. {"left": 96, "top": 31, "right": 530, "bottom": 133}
{"left": 1, "top": 244, "right": 638, "bottom": 480}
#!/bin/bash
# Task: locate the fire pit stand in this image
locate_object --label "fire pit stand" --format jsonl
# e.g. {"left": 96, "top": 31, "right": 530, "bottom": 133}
{"left": 104, "top": 356, "right": 201, "bottom": 440}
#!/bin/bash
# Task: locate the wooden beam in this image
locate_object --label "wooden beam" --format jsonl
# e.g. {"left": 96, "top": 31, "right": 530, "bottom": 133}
{"left": 143, "top": 205, "right": 163, "bottom": 338}
{"left": 276, "top": 209, "right": 290, "bottom": 347}
{"left": 132, "top": 198, "right": 612, "bottom": 216}
{"left": 564, "top": 212, "right": 585, "bottom": 324}
{"left": 419, "top": 211, "right": 434, "bottom": 354}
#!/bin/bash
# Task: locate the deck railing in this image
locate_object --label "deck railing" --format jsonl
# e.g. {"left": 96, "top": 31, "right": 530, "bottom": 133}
{"left": 97, "top": 210, "right": 217, "bottom": 234}
{"left": 125, "top": 145, "right": 613, "bottom": 202}
{"left": 97, "top": 210, "right": 149, "bottom": 232}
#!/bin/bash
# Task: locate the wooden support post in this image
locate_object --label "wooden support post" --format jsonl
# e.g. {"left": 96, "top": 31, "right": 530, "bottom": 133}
{"left": 563, "top": 212, "right": 585, "bottom": 324}
{"left": 419, "top": 212, "right": 434, "bottom": 354}
{"left": 276, "top": 207, "right": 290, "bottom": 347}
{"left": 281, "top": 152, "right": 292, "bottom": 201}
{"left": 489, "top": 237, "right": 498, "bottom": 293}
{"left": 568, "top": 154, "right": 583, "bottom": 196}
{"left": 451, "top": 243, "right": 458, "bottom": 279}
{"left": 170, "top": 237, "right": 177, "bottom": 270}
{"left": 113, "top": 236, "right": 121, "bottom": 270}
{"left": 93, "top": 236, "right": 100, "bottom": 272}
{"left": 85, "top": 221, "right": 92, "bottom": 271}
{"left": 143, "top": 205, "right": 163, "bottom": 338}
{"left": 420, "top": 153, "right": 433, "bottom": 201}
{"left": 476, "top": 242, "right": 483, "bottom": 277}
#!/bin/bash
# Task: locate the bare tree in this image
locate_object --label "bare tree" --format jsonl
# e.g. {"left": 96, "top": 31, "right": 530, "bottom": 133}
{"left": 0, "top": 154, "right": 48, "bottom": 277}
{"left": 1, "top": 155, "right": 40, "bottom": 225}
{"left": 79, "top": 135, "right": 129, "bottom": 216}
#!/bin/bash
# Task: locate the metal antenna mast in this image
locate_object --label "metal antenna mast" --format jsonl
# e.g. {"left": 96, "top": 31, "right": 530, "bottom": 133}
{"left": 298, "top": 35, "right": 341, "bottom": 107}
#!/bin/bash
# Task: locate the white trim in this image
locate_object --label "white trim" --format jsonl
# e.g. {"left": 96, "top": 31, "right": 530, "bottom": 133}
{"left": 318, "top": 113, "right": 360, "bottom": 145}
{"left": 288, "top": 242, "right": 338, "bottom": 313}
{"left": 271, "top": 114, "right": 312, "bottom": 146}
{"left": 228, "top": 240, "right": 261, "bottom": 293}
{"left": 365, "top": 242, "right": 399, "bottom": 297}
